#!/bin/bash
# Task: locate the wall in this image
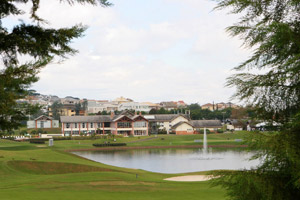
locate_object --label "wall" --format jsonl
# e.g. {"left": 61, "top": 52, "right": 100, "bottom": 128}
{"left": 171, "top": 116, "right": 188, "bottom": 126}
{"left": 174, "top": 123, "right": 194, "bottom": 135}
{"left": 27, "top": 120, "right": 59, "bottom": 128}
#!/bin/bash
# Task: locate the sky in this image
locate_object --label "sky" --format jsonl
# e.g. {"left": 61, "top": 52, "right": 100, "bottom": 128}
{"left": 4, "top": 0, "right": 251, "bottom": 105}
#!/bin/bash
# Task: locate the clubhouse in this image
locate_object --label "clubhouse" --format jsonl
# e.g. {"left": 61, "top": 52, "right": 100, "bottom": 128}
{"left": 60, "top": 111, "right": 222, "bottom": 137}
{"left": 60, "top": 111, "right": 148, "bottom": 137}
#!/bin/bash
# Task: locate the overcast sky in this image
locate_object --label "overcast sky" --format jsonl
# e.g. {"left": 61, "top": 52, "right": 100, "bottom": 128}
{"left": 5, "top": 0, "right": 251, "bottom": 104}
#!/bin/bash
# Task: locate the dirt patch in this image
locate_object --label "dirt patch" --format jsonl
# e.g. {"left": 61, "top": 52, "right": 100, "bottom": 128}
{"left": 36, "top": 145, "right": 47, "bottom": 148}
{"left": 164, "top": 175, "right": 217, "bottom": 182}
{"left": 8, "top": 160, "right": 114, "bottom": 175}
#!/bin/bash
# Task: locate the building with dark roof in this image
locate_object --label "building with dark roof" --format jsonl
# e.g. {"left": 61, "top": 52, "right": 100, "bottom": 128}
{"left": 60, "top": 111, "right": 148, "bottom": 137}
{"left": 190, "top": 120, "right": 222, "bottom": 132}
{"left": 60, "top": 111, "right": 223, "bottom": 136}
{"left": 144, "top": 114, "right": 190, "bottom": 134}
{"left": 27, "top": 115, "right": 59, "bottom": 129}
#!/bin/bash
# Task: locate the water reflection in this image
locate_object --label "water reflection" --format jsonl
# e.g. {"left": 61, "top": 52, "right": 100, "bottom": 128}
{"left": 73, "top": 148, "right": 261, "bottom": 174}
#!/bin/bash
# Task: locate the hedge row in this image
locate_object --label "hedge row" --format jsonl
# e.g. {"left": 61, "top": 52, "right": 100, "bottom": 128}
{"left": 92, "top": 143, "right": 127, "bottom": 147}
{"left": 29, "top": 139, "right": 46, "bottom": 144}
{"left": 52, "top": 135, "right": 123, "bottom": 141}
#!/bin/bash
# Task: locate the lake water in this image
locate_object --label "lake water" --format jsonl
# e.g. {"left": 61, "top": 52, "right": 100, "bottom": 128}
{"left": 73, "top": 148, "right": 261, "bottom": 174}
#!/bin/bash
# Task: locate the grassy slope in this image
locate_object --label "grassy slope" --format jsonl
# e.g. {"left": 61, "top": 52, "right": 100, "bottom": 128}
{"left": 0, "top": 133, "right": 249, "bottom": 199}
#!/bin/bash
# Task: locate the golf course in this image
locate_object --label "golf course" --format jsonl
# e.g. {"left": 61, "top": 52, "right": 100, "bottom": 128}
{"left": 0, "top": 132, "right": 249, "bottom": 200}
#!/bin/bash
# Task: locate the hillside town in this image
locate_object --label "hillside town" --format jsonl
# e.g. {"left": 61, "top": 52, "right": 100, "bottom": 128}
{"left": 19, "top": 93, "right": 239, "bottom": 118}
{"left": 15, "top": 92, "right": 263, "bottom": 138}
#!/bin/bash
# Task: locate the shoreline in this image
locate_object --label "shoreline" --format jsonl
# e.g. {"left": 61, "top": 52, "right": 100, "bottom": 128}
{"left": 65, "top": 144, "right": 248, "bottom": 152}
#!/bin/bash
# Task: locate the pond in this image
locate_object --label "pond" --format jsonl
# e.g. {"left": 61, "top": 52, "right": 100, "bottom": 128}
{"left": 72, "top": 148, "right": 261, "bottom": 174}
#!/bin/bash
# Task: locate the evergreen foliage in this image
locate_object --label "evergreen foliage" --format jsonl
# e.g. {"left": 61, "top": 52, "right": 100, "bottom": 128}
{"left": 0, "top": 0, "right": 111, "bottom": 132}
{"left": 213, "top": 0, "right": 300, "bottom": 199}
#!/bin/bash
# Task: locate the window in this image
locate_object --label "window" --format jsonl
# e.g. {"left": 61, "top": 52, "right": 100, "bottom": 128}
{"left": 91, "top": 123, "right": 93, "bottom": 128}
{"left": 66, "top": 123, "right": 70, "bottom": 128}
{"left": 82, "top": 123, "right": 85, "bottom": 128}
{"left": 117, "top": 122, "right": 132, "bottom": 128}
{"left": 134, "top": 121, "right": 146, "bottom": 127}
{"left": 97, "top": 123, "right": 102, "bottom": 128}
{"left": 74, "top": 123, "right": 77, "bottom": 128}
{"left": 134, "top": 130, "right": 147, "bottom": 136}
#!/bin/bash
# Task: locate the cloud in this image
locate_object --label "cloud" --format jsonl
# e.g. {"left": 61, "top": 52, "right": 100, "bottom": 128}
{"left": 22, "top": 0, "right": 252, "bottom": 104}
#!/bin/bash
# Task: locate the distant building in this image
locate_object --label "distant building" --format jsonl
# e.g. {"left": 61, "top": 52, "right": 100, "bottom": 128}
{"left": 177, "top": 100, "right": 187, "bottom": 108}
{"left": 141, "top": 102, "right": 161, "bottom": 110}
{"left": 59, "top": 104, "right": 76, "bottom": 116}
{"left": 60, "top": 97, "right": 80, "bottom": 105}
{"left": 27, "top": 115, "right": 59, "bottom": 129}
{"left": 118, "top": 102, "right": 151, "bottom": 112}
{"left": 87, "top": 100, "right": 118, "bottom": 114}
{"left": 159, "top": 102, "right": 178, "bottom": 110}
{"left": 201, "top": 102, "right": 239, "bottom": 111}
{"left": 201, "top": 103, "right": 215, "bottom": 111}
{"left": 112, "top": 96, "right": 133, "bottom": 105}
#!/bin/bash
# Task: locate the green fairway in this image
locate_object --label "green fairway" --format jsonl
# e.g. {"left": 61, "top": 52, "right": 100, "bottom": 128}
{"left": 47, "top": 131, "right": 248, "bottom": 151}
{"left": 0, "top": 133, "right": 249, "bottom": 199}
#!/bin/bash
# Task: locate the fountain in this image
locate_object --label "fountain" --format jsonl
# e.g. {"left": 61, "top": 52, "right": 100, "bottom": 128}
{"left": 198, "top": 127, "right": 222, "bottom": 160}
{"left": 203, "top": 127, "right": 207, "bottom": 153}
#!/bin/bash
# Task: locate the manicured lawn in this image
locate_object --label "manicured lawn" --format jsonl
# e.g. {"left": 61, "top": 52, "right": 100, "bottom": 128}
{"left": 0, "top": 133, "right": 250, "bottom": 199}
{"left": 47, "top": 131, "right": 248, "bottom": 150}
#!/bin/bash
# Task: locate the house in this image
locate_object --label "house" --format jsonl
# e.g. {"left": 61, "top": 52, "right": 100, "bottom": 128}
{"left": 201, "top": 102, "right": 240, "bottom": 111}
{"left": 112, "top": 96, "right": 133, "bottom": 105}
{"left": 190, "top": 120, "right": 222, "bottom": 132}
{"left": 144, "top": 114, "right": 190, "bottom": 134}
{"left": 170, "top": 121, "right": 195, "bottom": 135}
{"left": 201, "top": 103, "right": 215, "bottom": 111}
{"left": 27, "top": 115, "right": 59, "bottom": 129}
{"left": 87, "top": 100, "right": 118, "bottom": 114}
{"left": 177, "top": 100, "right": 187, "bottom": 108}
{"left": 60, "top": 111, "right": 149, "bottom": 137}
{"left": 159, "top": 101, "right": 178, "bottom": 110}
{"left": 58, "top": 104, "right": 76, "bottom": 116}
{"left": 60, "top": 96, "right": 80, "bottom": 105}
{"left": 118, "top": 102, "right": 151, "bottom": 112}
{"left": 140, "top": 102, "right": 161, "bottom": 110}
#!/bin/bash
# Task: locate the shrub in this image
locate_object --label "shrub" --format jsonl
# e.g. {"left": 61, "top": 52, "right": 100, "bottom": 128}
{"left": 37, "top": 128, "right": 43, "bottom": 134}
{"left": 52, "top": 135, "right": 123, "bottom": 141}
{"left": 199, "top": 129, "right": 211, "bottom": 134}
{"left": 217, "top": 129, "right": 224, "bottom": 133}
{"left": 29, "top": 138, "right": 47, "bottom": 144}
{"left": 8, "top": 130, "right": 15, "bottom": 135}
{"left": 20, "top": 130, "right": 27, "bottom": 135}
{"left": 31, "top": 130, "right": 37, "bottom": 135}
{"left": 158, "top": 129, "right": 167, "bottom": 134}
{"left": 92, "top": 143, "right": 127, "bottom": 147}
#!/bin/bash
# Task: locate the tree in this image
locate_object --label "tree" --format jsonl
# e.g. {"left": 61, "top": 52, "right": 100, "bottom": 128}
{"left": 0, "top": 0, "right": 112, "bottom": 132}
{"left": 214, "top": 0, "right": 300, "bottom": 199}
{"left": 50, "top": 101, "right": 63, "bottom": 120}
